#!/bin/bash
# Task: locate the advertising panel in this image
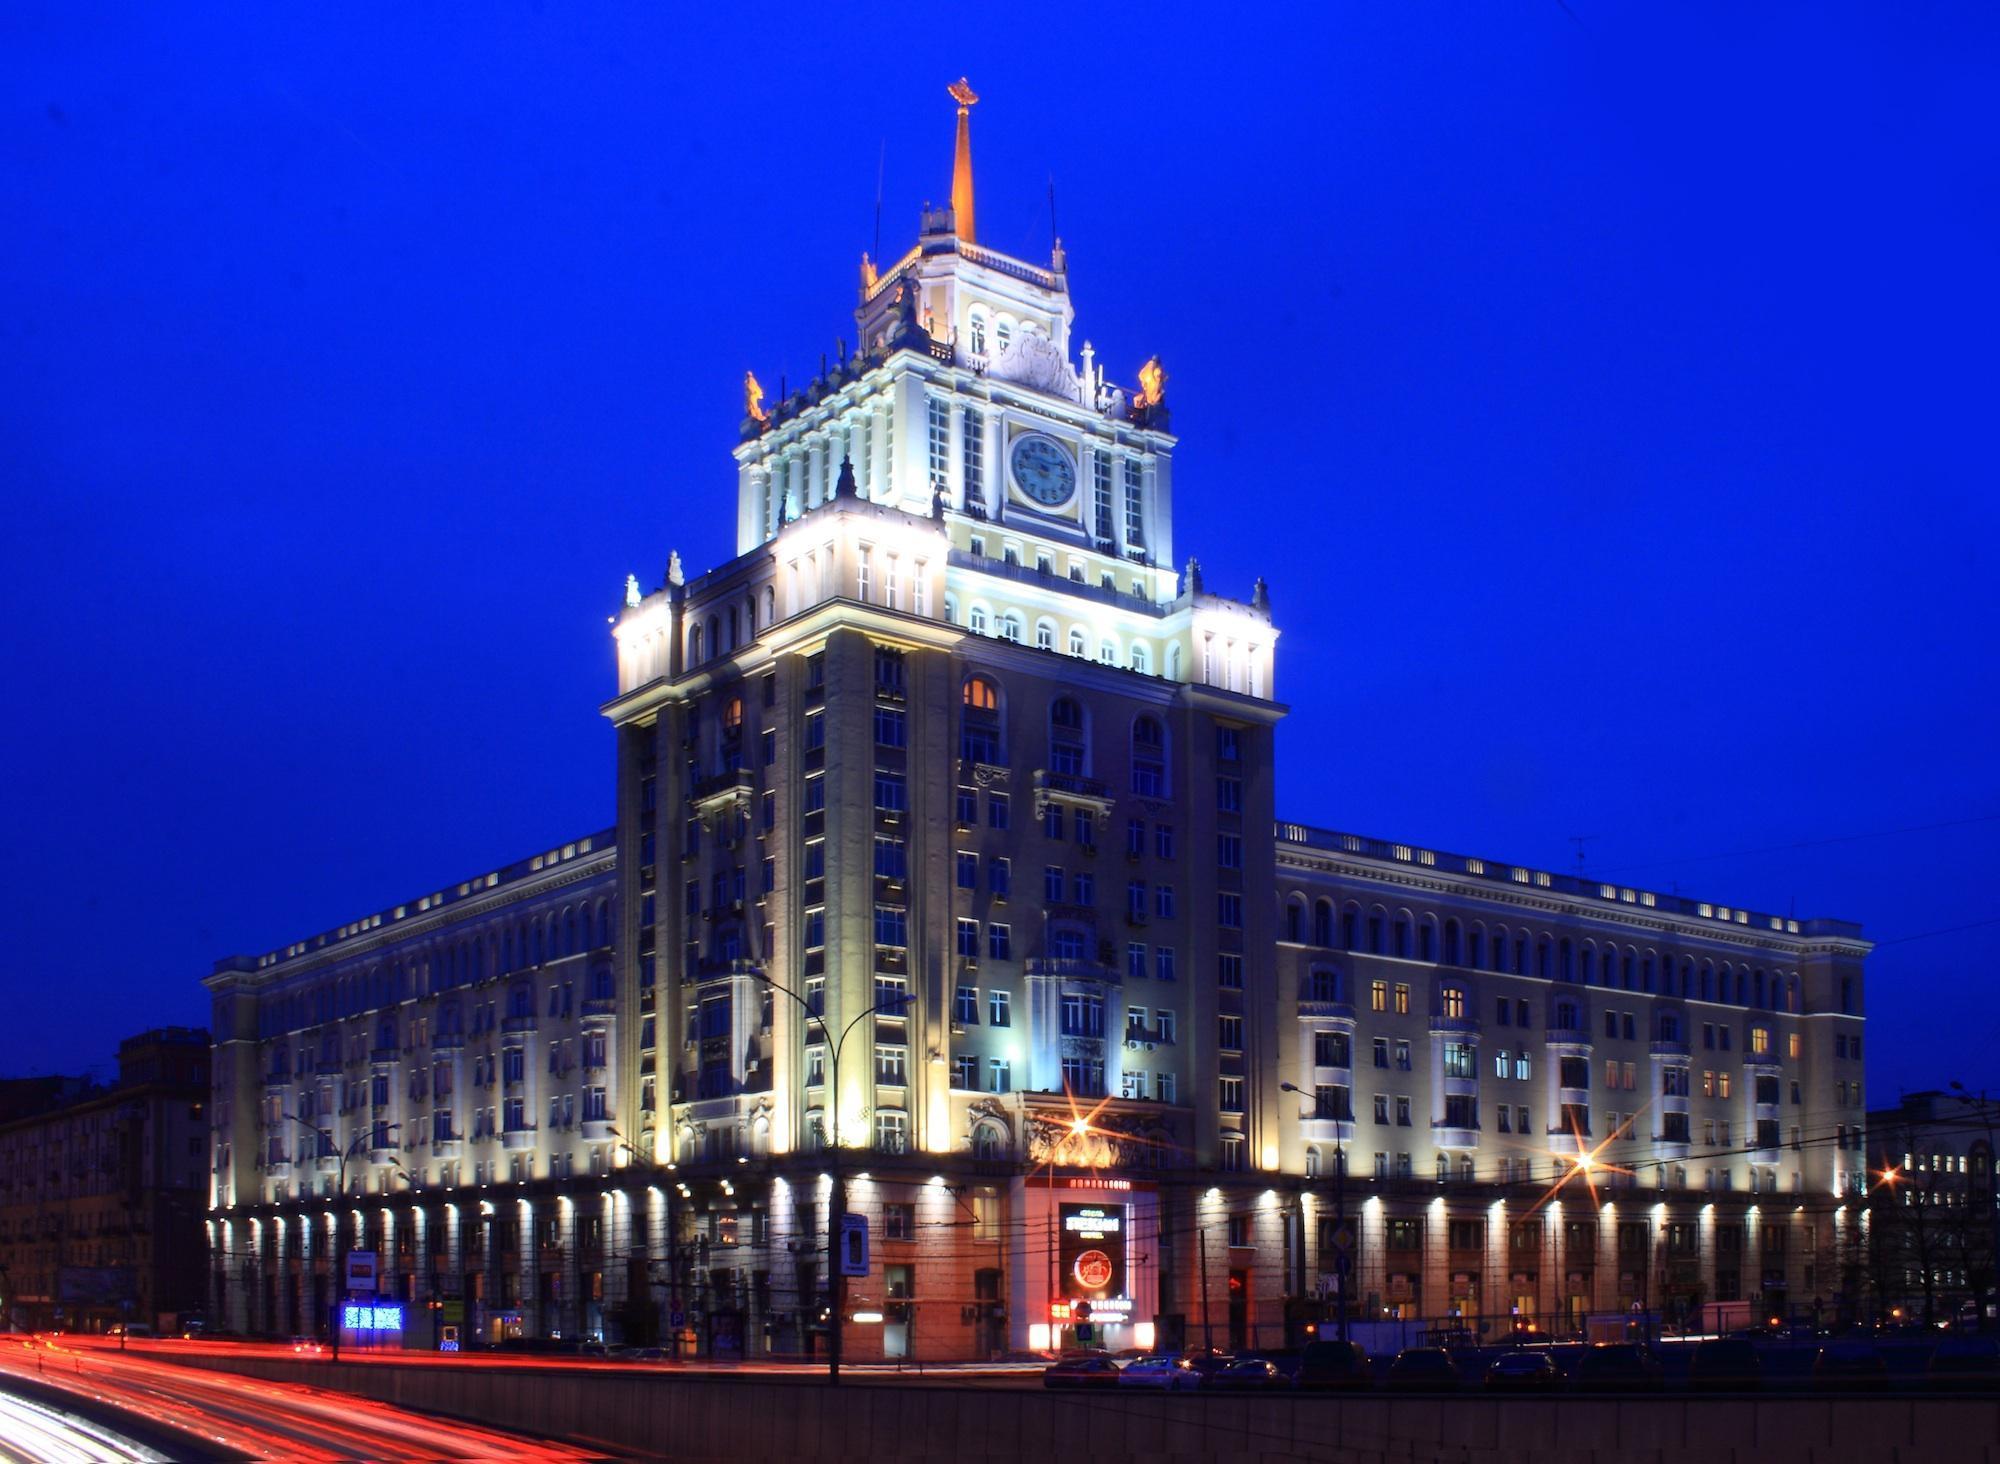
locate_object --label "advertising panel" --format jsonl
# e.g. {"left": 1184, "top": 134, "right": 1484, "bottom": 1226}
{"left": 1057, "top": 1203, "right": 1127, "bottom": 1309}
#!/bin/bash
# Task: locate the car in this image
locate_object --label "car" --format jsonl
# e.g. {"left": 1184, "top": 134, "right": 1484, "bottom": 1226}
{"left": 107, "top": 1323, "right": 156, "bottom": 1339}
{"left": 1574, "top": 1343, "right": 1663, "bottom": 1393}
{"left": 1294, "top": 1339, "right": 1373, "bottom": 1391}
{"left": 1690, "top": 1338, "right": 1763, "bottom": 1392}
{"left": 288, "top": 1336, "right": 325, "bottom": 1356}
{"left": 1813, "top": 1340, "right": 1888, "bottom": 1390}
{"left": 1483, "top": 1351, "right": 1559, "bottom": 1391}
{"left": 1211, "top": 1358, "right": 1289, "bottom": 1391}
{"left": 1042, "top": 1355, "right": 1122, "bottom": 1389}
{"left": 1385, "top": 1347, "right": 1461, "bottom": 1392}
{"left": 1118, "top": 1354, "right": 1208, "bottom": 1391}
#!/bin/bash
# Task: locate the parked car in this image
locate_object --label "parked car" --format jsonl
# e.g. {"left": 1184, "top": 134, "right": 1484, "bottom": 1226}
{"left": 288, "top": 1336, "right": 325, "bottom": 1356}
{"left": 1574, "top": 1343, "right": 1663, "bottom": 1393}
{"left": 1690, "top": 1338, "right": 1763, "bottom": 1392}
{"left": 1117, "top": 1354, "right": 1204, "bottom": 1390}
{"left": 107, "top": 1323, "right": 155, "bottom": 1339}
{"left": 1483, "top": 1351, "right": 1559, "bottom": 1391}
{"left": 1211, "top": 1358, "right": 1289, "bottom": 1391}
{"left": 1294, "top": 1339, "right": 1373, "bottom": 1391}
{"left": 1929, "top": 1335, "right": 2000, "bottom": 1390}
{"left": 1386, "top": 1347, "right": 1461, "bottom": 1392}
{"left": 1813, "top": 1341, "right": 1889, "bottom": 1390}
{"left": 1043, "top": 1355, "right": 1122, "bottom": 1389}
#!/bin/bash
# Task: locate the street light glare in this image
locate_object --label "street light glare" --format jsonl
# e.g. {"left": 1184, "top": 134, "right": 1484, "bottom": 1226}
{"left": 1070, "top": 1117, "right": 1090, "bottom": 1136}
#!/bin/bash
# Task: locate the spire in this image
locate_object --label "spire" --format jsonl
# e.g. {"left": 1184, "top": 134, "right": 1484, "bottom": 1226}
{"left": 948, "top": 77, "right": 978, "bottom": 243}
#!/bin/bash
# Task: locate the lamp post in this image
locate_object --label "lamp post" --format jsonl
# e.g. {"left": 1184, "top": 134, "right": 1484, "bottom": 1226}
{"left": 281, "top": 1115, "right": 400, "bottom": 1362}
{"left": 1280, "top": 1081, "right": 1348, "bottom": 1343}
{"left": 747, "top": 969, "right": 900, "bottom": 1385}
{"left": 1950, "top": 1082, "right": 2000, "bottom": 1331}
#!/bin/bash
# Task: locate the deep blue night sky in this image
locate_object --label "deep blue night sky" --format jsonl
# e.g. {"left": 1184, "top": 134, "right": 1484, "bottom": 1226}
{"left": 4, "top": 6, "right": 1996, "bottom": 1099}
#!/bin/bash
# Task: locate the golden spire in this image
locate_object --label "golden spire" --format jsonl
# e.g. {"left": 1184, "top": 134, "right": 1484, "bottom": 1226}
{"left": 948, "top": 77, "right": 978, "bottom": 243}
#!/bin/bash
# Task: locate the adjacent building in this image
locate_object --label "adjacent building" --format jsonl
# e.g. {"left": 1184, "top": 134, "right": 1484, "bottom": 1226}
{"left": 0, "top": 1028, "right": 211, "bottom": 1334}
{"left": 1862, "top": 1090, "right": 1998, "bottom": 1326}
{"left": 204, "top": 87, "right": 1872, "bottom": 1356}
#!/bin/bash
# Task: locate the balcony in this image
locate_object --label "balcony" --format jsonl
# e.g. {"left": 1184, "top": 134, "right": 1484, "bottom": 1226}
{"left": 1297, "top": 999, "right": 1355, "bottom": 1023}
{"left": 1025, "top": 957, "right": 1117, "bottom": 985}
{"left": 581, "top": 1118, "right": 616, "bottom": 1143}
{"left": 501, "top": 1015, "right": 537, "bottom": 1034}
{"left": 502, "top": 1128, "right": 537, "bottom": 1152}
{"left": 1545, "top": 1026, "right": 1592, "bottom": 1048}
{"left": 1546, "top": 1131, "right": 1585, "bottom": 1158}
{"left": 1651, "top": 1140, "right": 1690, "bottom": 1161}
{"left": 1300, "top": 1116, "right": 1355, "bottom": 1145}
{"left": 695, "top": 956, "right": 762, "bottom": 982}
{"left": 431, "top": 1139, "right": 462, "bottom": 1159}
{"left": 1033, "top": 769, "right": 1116, "bottom": 824}
{"left": 1432, "top": 1123, "right": 1480, "bottom": 1150}
{"left": 1428, "top": 1015, "right": 1479, "bottom": 1038}
{"left": 431, "top": 1032, "right": 467, "bottom": 1051}
{"left": 1649, "top": 1038, "right": 1690, "bottom": 1059}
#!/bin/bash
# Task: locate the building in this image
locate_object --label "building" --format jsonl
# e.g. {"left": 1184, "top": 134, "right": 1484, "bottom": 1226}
{"left": 204, "top": 86, "right": 1871, "bottom": 1356}
{"left": 1862, "top": 1090, "right": 1998, "bottom": 1326}
{"left": 0, "top": 1028, "right": 210, "bottom": 1334}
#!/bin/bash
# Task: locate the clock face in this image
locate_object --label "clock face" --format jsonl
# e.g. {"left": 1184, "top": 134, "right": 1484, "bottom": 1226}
{"left": 1009, "top": 432, "right": 1077, "bottom": 509}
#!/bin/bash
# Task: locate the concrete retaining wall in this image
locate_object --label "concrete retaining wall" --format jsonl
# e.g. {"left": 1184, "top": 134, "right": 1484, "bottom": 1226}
{"left": 161, "top": 1353, "right": 2000, "bottom": 1464}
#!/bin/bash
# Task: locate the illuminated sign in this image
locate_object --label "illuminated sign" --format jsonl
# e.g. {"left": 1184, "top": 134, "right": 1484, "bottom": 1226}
{"left": 341, "top": 1304, "right": 405, "bottom": 1332}
{"left": 1058, "top": 1203, "right": 1127, "bottom": 1305}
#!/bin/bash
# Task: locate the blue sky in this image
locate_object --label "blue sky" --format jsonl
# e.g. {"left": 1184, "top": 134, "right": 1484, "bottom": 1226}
{"left": 3, "top": 4, "right": 1995, "bottom": 1097}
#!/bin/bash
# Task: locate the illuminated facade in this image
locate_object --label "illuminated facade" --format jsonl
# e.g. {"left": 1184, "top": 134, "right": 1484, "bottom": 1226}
{"left": 204, "top": 89, "right": 1870, "bottom": 1355}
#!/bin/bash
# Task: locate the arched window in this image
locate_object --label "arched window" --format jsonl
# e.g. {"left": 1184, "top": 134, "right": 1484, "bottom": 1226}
{"left": 1312, "top": 899, "right": 1334, "bottom": 947}
{"left": 969, "top": 310, "right": 988, "bottom": 357}
{"left": 1443, "top": 919, "right": 1462, "bottom": 966}
{"left": 1490, "top": 926, "right": 1509, "bottom": 973}
{"left": 943, "top": 593, "right": 958, "bottom": 624}
{"left": 1067, "top": 627, "right": 1087, "bottom": 657}
{"left": 1097, "top": 638, "right": 1118, "bottom": 665}
{"left": 968, "top": 604, "right": 989, "bottom": 635}
{"left": 1166, "top": 644, "right": 1182, "bottom": 680}
{"left": 1441, "top": 985, "right": 1466, "bottom": 1020}
{"left": 1130, "top": 716, "right": 1166, "bottom": 797}
{"left": 972, "top": 1122, "right": 1006, "bottom": 1160}
{"left": 1392, "top": 914, "right": 1411, "bottom": 959}
{"left": 1049, "top": 698, "right": 1087, "bottom": 775}
{"left": 1469, "top": 926, "right": 1486, "bottom": 970}
{"left": 688, "top": 623, "right": 703, "bottom": 663}
{"left": 1366, "top": 909, "right": 1384, "bottom": 954}
{"left": 1419, "top": 919, "right": 1436, "bottom": 963}
{"left": 1753, "top": 969, "right": 1767, "bottom": 1008}
{"left": 764, "top": 585, "right": 776, "bottom": 625}
{"left": 565, "top": 908, "right": 580, "bottom": 955}
{"left": 961, "top": 676, "right": 1002, "bottom": 763}
{"left": 1341, "top": 905, "right": 1359, "bottom": 950}
{"left": 1700, "top": 963, "right": 1714, "bottom": 1001}
{"left": 1555, "top": 999, "right": 1580, "bottom": 1030}
{"left": 998, "top": 611, "right": 1023, "bottom": 643}
{"left": 706, "top": 614, "right": 719, "bottom": 656}
{"left": 1129, "top": 642, "right": 1152, "bottom": 675}
{"left": 1035, "top": 618, "right": 1056, "bottom": 651}
{"left": 1305, "top": 1147, "right": 1321, "bottom": 1179}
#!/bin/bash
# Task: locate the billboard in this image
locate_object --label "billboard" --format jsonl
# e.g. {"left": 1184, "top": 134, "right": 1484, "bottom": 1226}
{"left": 57, "top": 1266, "right": 135, "bottom": 1307}
{"left": 1058, "top": 1203, "right": 1127, "bottom": 1304}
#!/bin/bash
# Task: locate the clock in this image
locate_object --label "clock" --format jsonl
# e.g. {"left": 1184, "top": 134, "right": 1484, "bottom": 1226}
{"left": 1009, "top": 432, "right": 1077, "bottom": 509}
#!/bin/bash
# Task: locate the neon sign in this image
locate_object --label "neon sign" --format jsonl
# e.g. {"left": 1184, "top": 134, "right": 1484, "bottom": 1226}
{"left": 342, "top": 1303, "right": 405, "bottom": 1332}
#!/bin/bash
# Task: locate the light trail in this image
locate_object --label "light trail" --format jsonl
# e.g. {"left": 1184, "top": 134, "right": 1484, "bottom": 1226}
{"left": 0, "top": 1388, "right": 167, "bottom": 1464}
{"left": 0, "top": 1338, "right": 596, "bottom": 1461}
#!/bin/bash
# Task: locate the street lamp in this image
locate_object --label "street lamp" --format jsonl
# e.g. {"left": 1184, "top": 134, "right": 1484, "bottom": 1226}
{"left": 745, "top": 968, "right": 902, "bottom": 1385}
{"left": 281, "top": 1114, "right": 402, "bottom": 1362}
{"left": 1279, "top": 1081, "right": 1349, "bottom": 1343}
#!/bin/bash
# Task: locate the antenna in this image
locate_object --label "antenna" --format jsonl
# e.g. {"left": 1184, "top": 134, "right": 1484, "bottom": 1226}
{"left": 1048, "top": 173, "right": 1058, "bottom": 244}
{"left": 873, "top": 139, "right": 885, "bottom": 263}
{"left": 1569, "top": 834, "right": 1599, "bottom": 874}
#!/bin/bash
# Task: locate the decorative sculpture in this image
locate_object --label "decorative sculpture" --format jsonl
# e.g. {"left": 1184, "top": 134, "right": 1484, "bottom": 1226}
{"left": 744, "top": 370, "right": 768, "bottom": 425}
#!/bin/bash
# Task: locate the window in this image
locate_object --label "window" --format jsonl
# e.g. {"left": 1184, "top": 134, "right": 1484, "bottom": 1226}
{"left": 1393, "top": 983, "right": 1410, "bottom": 1015}
{"left": 956, "top": 919, "right": 980, "bottom": 959}
{"left": 1215, "top": 776, "right": 1243, "bottom": 813}
{"left": 873, "top": 905, "right": 907, "bottom": 948}
{"left": 876, "top": 1111, "right": 908, "bottom": 1153}
{"left": 989, "top": 1058, "right": 1011, "bottom": 1093}
{"left": 987, "top": 923, "right": 1011, "bottom": 960}
{"left": 988, "top": 990, "right": 1010, "bottom": 1026}
{"left": 1155, "top": 885, "right": 1176, "bottom": 918}
{"left": 874, "top": 706, "right": 906, "bottom": 748}
{"left": 1218, "top": 953, "right": 1243, "bottom": 989}
{"left": 1218, "top": 1015, "right": 1244, "bottom": 1051}
{"left": 1219, "top": 1077, "right": 1245, "bottom": 1112}
{"left": 955, "top": 986, "right": 978, "bottom": 1024}
{"left": 875, "top": 1045, "right": 908, "bottom": 1084}
{"left": 1442, "top": 986, "right": 1464, "bottom": 1019}
{"left": 1370, "top": 980, "right": 1387, "bottom": 1013}
{"left": 957, "top": 852, "right": 978, "bottom": 889}
{"left": 1394, "top": 1040, "right": 1411, "bottom": 1070}
{"left": 1155, "top": 947, "right": 1176, "bottom": 982}
{"left": 1127, "top": 942, "right": 1147, "bottom": 981}
{"left": 988, "top": 857, "right": 1010, "bottom": 897}
{"left": 1218, "top": 892, "right": 1242, "bottom": 928}
{"left": 1395, "top": 1096, "right": 1411, "bottom": 1127}
{"left": 1216, "top": 833, "right": 1242, "bottom": 869}
{"left": 1372, "top": 1037, "right": 1389, "bottom": 1068}
{"left": 875, "top": 838, "right": 907, "bottom": 879}
{"left": 988, "top": 792, "right": 1009, "bottom": 829}
{"left": 1131, "top": 717, "right": 1165, "bottom": 796}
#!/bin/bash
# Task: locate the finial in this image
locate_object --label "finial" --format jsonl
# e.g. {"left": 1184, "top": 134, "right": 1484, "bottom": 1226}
{"left": 948, "top": 78, "right": 978, "bottom": 244}
{"left": 1185, "top": 557, "right": 1203, "bottom": 595}
{"left": 834, "top": 455, "right": 858, "bottom": 499}
{"left": 744, "top": 370, "right": 768, "bottom": 425}
{"left": 624, "top": 574, "right": 641, "bottom": 609}
{"left": 1252, "top": 577, "right": 1270, "bottom": 614}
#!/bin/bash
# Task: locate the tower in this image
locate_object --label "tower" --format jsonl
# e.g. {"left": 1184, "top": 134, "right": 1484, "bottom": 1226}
{"left": 608, "top": 85, "right": 1281, "bottom": 1356}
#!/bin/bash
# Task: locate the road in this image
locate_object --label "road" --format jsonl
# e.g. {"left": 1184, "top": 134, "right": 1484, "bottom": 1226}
{"left": 0, "top": 1336, "right": 609, "bottom": 1461}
